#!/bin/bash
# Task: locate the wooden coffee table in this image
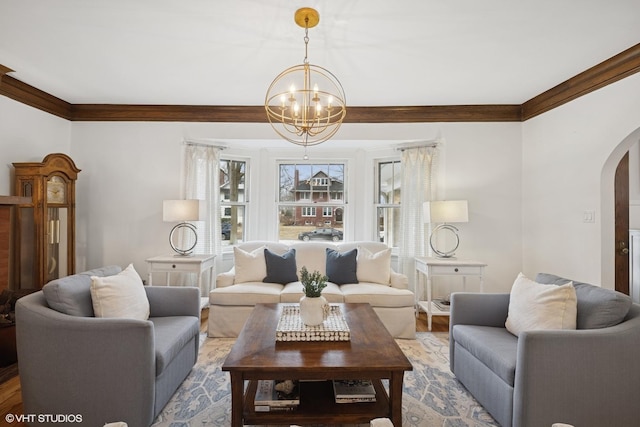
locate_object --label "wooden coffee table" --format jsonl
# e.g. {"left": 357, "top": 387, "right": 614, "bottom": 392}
{"left": 222, "top": 303, "right": 413, "bottom": 426}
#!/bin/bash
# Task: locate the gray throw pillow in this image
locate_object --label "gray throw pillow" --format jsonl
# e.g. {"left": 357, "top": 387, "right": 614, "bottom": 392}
{"left": 263, "top": 248, "right": 298, "bottom": 284}
{"left": 326, "top": 248, "right": 358, "bottom": 285}
{"left": 43, "top": 265, "right": 122, "bottom": 316}
{"left": 535, "top": 272, "right": 632, "bottom": 329}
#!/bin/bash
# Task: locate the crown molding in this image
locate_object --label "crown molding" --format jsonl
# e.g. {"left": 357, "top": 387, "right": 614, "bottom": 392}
{"left": 344, "top": 105, "right": 521, "bottom": 122}
{"left": 2, "top": 43, "right": 640, "bottom": 123}
{"left": 522, "top": 42, "right": 640, "bottom": 120}
{"left": 0, "top": 74, "right": 71, "bottom": 119}
{"left": 69, "top": 104, "right": 522, "bottom": 122}
{"left": 0, "top": 64, "right": 14, "bottom": 78}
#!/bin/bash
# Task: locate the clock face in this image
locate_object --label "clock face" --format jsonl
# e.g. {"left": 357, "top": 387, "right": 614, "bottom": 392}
{"left": 47, "top": 176, "right": 66, "bottom": 204}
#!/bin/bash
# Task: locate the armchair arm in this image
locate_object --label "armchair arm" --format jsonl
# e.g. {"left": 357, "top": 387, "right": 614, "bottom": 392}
{"left": 216, "top": 267, "right": 236, "bottom": 288}
{"left": 390, "top": 270, "right": 409, "bottom": 289}
{"left": 513, "top": 305, "right": 640, "bottom": 427}
{"left": 449, "top": 292, "right": 510, "bottom": 329}
{"left": 16, "top": 292, "right": 156, "bottom": 427}
{"left": 145, "top": 285, "right": 200, "bottom": 317}
{"left": 449, "top": 292, "right": 510, "bottom": 372}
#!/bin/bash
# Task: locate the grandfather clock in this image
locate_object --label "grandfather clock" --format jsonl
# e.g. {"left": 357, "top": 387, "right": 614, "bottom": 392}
{"left": 12, "top": 153, "right": 81, "bottom": 289}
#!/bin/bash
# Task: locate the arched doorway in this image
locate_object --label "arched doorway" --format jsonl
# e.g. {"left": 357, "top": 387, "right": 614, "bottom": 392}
{"left": 601, "top": 126, "right": 640, "bottom": 292}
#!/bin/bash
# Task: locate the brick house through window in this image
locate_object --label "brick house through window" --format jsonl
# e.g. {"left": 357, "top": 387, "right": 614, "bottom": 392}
{"left": 293, "top": 170, "right": 344, "bottom": 227}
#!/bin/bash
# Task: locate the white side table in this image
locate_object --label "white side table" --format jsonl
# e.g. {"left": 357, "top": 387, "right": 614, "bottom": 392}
{"left": 145, "top": 254, "right": 216, "bottom": 308}
{"left": 415, "top": 257, "right": 487, "bottom": 331}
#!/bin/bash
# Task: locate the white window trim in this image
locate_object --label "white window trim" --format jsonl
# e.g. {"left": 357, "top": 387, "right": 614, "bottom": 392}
{"left": 220, "top": 155, "right": 250, "bottom": 251}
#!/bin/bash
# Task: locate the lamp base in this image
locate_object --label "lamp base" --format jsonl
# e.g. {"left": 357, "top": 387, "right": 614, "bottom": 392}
{"left": 169, "top": 222, "right": 198, "bottom": 256}
{"left": 429, "top": 224, "right": 460, "bottom": 258}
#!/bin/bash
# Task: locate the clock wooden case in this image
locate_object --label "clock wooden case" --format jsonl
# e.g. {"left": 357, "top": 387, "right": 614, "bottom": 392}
{"left": 12, "top": 153, "right": 81, "bottom": 289}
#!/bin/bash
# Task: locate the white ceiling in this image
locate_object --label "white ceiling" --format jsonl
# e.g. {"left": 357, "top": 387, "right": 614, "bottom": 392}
{"left": 1, "top": 0, "right": 639, "bottom": 107}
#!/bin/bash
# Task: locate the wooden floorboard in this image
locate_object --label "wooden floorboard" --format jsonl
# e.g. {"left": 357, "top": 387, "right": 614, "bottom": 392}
{"left": 0, "top": 309, "right": 447, "bottom": 426}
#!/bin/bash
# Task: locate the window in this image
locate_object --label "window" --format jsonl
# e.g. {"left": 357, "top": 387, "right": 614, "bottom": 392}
{"left": 278, "top": 162, "right": 346, "bottom": 242}
{"left": 220, "top": 158, "right": 248, "bottom": 246}
{"left": 375, "top": 159, "right": 402, "bottom": 247}
{"left": 302, "top": 207, "right": 316, "bottom": 217}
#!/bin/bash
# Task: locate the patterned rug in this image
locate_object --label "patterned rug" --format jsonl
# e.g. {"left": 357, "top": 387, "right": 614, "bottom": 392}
{"left": 151, "top": 333, "right": 498, "bottom": 427}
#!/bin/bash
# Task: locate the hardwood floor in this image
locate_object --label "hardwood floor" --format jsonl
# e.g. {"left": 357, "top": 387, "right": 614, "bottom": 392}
{"left": 0, "top": 310, "right": 448, "bottom": 426}
{"left": 418, "top": 313, "right": 450, "bottom": 333}
{"left": 0, "top": 368, "right": 22, "bottom": 426}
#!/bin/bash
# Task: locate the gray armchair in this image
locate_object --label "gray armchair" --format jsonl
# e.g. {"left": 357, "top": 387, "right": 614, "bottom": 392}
{"left": 449, "top": 275, "right": 640, "bottom": 427}
{"left": 16, "top": 266, "right": 201, "bottom": 427}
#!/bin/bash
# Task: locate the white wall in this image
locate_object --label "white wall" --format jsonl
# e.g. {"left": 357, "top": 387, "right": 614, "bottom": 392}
{"left": 68, "top": 120, "right": 522, "bottom": 294}
{"left": 522, "top": 72, "right": 640, "bottom": 288}
{"left": 0, "top": 96, "right": 71, "bottom": 194}
{"left": 7, "top": 71, "right": 640, "bottom": 296}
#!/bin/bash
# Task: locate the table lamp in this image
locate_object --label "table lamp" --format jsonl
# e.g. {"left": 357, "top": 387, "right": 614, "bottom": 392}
{"left": 423, "top": 200, "right": 468, "bottom": 258}
{"left": 163, "top": 199, "right": 202, "bottom": 256}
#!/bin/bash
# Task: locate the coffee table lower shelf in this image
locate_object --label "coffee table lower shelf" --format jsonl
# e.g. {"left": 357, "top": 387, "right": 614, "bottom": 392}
{"left": 243, "top": 379, "right": 390, "bottom": 425}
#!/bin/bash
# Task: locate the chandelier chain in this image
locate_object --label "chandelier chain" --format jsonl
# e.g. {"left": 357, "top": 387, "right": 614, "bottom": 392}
{"left": 303, "top": 18, "right": 310, "bottom": 64}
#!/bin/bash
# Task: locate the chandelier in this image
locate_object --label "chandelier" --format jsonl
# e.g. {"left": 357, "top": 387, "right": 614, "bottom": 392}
{"left": 265, "top": 7, "right": 347, "bottom": 148}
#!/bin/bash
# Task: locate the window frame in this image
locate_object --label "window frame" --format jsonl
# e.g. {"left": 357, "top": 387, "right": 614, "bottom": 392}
{"left": 374, "top": 157, "right": 402, "bottom": 248}
{"left": 219, "top": 155, "right": 250, "bottom": 247}
{"left": 276, "top": 160, "right": 348, "bottom": 242}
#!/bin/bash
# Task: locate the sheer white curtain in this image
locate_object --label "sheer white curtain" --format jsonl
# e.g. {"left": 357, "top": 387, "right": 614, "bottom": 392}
{"left": 182, "top": 143, "right": 221, "bottom": 295}
{"left": 399, "top": 145, "right": 439, "bottom": 289}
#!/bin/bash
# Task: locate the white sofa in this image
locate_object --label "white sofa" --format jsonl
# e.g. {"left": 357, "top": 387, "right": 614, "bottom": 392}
{"left": 208, "top": 241, "right": 416, "bottom": 339}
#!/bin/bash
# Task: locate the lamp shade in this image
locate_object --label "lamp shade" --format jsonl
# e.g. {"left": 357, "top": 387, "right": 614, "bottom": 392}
{"left": 163, "top": 200, "right": 202, "bottom": 222}
{"left": 423, "top": 200, "right": 469, "bottom": 224}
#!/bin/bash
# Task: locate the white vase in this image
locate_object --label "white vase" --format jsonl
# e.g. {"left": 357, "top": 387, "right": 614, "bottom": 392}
{"left": 299, "top": 295, "right": 329, "bottom": 326}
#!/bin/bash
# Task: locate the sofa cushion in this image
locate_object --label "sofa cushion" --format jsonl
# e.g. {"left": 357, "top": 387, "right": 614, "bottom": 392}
{"left": 264, "top": 248, "right": 298, "bottom": 284}
{"left": 291, "top": 242, "right": 333, "bottom": 275}
{"left": 90, "top": 264, "right": 150, "bottom": 320}
{"left": 210, "top": 282, "right": 284, "bottom": 305}
{"left": 280, "top": 281, "right": 345, "bottom": 303}
{"left": 42, "top": 265, "right": 122, "bottom": 316}
{"left": 233, "top": 245, "right": 267, "bottom": 283}
{"left": 340, "top": 283, "right": 415, "bottom": 307}
{"left": 453, "top": 324, "right": 518, "bottom": 386}
{"left": 356, "top": 246, "right": 391, "bottom": 285}
{"left": 150, "top": 316, "right": 200, "bottom": 376}
{"left": 535, "top": 273, "right": 633, "bottom": 329}
{"left": 326, "top": 248, "right": 358, "bottom": 285}
{"left": 505, "top": 273, "right": 577, "bottom": 337}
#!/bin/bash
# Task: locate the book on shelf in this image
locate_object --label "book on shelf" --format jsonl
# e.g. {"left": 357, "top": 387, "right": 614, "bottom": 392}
{"left": 332, "top": 379, "right": 376, "bottom": 399}
{"left": 254, "top": 379, "right": 300, "bottom": 407}
{"left": 254, "top": 404, "right": 298, "bottom": 412}
{"left": 432, "top": 299, "right": 451, "bottom": 312}
{"left": 335, "top": 396, "right": 376, "bottom": 403}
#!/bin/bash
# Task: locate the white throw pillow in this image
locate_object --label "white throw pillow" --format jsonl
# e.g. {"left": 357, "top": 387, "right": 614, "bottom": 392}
{"left": 233, "top": 245, "right": 267, "bottom": 283}
{"left": 505, "top": 272, "right": 577, "bottom": 337}
{"left": 356, "top": 246, "right": 391, "bottom": 285}
{"left": 90, "top": 264, "right": 149, "bottom": 320}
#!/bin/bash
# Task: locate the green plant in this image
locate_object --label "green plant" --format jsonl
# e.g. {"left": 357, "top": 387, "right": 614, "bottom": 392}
{"left": 299, "top": 266, "right": 328, "bottom": 298}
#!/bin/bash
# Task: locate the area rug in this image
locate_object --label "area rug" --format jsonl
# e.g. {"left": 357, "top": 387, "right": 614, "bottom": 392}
{"left": 151, "top": 333, "right": 498, "bottom": 427}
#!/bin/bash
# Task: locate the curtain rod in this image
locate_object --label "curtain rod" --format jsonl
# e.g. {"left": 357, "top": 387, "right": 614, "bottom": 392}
{"left": 395, "top": 141, "right": 439, "bottom": 151}
{"left": 182, "top": 140, "right": 227, "bottom": 150}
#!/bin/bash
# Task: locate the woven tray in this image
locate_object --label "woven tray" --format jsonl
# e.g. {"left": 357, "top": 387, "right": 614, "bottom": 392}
{"left": 276, "top": 305, "right": 351, "bottom": 342}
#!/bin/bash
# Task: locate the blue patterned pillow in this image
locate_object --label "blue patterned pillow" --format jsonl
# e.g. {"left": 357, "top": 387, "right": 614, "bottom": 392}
{"left": 326, "top": 248, "right": 358, "bottom": 285}
{"left": 263, "top": 248, "right": 298, "bottom": 284}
